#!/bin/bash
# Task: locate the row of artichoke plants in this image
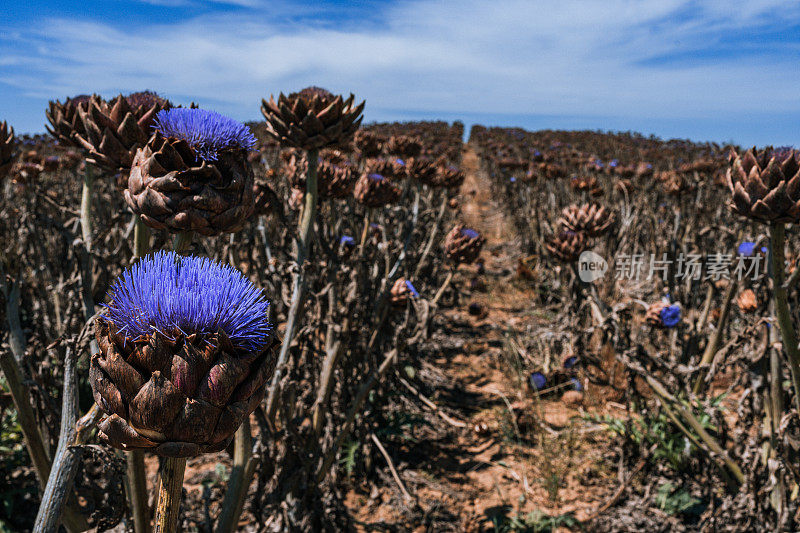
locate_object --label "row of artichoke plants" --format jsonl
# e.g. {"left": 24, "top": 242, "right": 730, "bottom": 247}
{"left": 472, "top": 125, "right": 800, "bottom": 528}
{"left": 0, "top": 89, "right": 482, "bottom": 531}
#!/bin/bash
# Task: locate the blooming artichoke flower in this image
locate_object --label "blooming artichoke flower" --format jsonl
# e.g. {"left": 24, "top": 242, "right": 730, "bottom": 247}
{"left": 727, "top": 146, "right": 800, "bottom": 223}
{"left": 645, "top": 302, "right": 681, "bottom": 328}
{"left": 366, "top": 157, "right": 407, "bottom": 181}
{"left": 444, "top": 225, "right": 485, "bottom": 265}
{"left": 45, "top": 94, "right": 94, "bottom": 147}
{"left": 72, "top": 91, "right": 172, "bottom": 175}
{"left": 124, "top": 108, "right": 257, "bottom": 236}
{"left": 90, "top": 251, "right": 275, "bottom": 458}
{"left": 545, "top": 230, "right": 588, "bottom": 263}
{"left": 559, "top": 203, "right": 615, "bottom": 237}
{"left": 529, "top": 372, "right": 547, "bottom": 391}
{"left": 737, "top": 241, "right": 757, "bottom": 256}
{"left": 353, "top": 172, "right": 401, "bottom": 207}
{"left": 385, "top": 135, "right": 422, "bottom": 158}
{"left": 390, "top": 277, "right": 419, "bottom": 306}
{"left": 260, "top": 87, "right": 364, "bottom": 150}
{"left": 0, "top": 121, "right": 15, "bottom": 179}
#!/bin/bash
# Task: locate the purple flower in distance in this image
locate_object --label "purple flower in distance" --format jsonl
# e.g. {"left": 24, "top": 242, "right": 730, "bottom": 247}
{"left": 738, "top": 241, "right": 756, "bottom": 256}
{"left": 367, "top": 173, "right": 385, "bottom": 181}
{"left": 570, "top": 378, "right": 583, "bottom": 392}
{"left": 460, "top": 228, "right": 480, "bottom": 240}
{"left": 405, "top": 280, "right": 420, "bottom": 298}
{"left": 510, "top": 177, "right": 517, "bottom": 183}
{"left": 395, "top": 158, "right": 405, "bottom": 166}
{"left": 340, "top": 235, "right": 355, "bottom": 247}
{"left": 660, "top": 304, "right": 681, "bottom": 328}
{"left": 103, "top": 251, "right": 271, "bottom": 353}
{"left": 563, "top": 356, "right": 578, "bottom": 369}
{"left": 609, "top": 159, "right": 618, "bottom": 167}
{"left": 153, "top": 108, "right": 257, "bottom": 161}
{"left": 529, "top": 372, "right": 547, "bottom": 391}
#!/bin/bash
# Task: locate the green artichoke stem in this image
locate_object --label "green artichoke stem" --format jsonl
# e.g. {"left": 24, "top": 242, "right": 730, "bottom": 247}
{"left": 133, "top": 215, "right": 151, "bottom": 261}
{"left": 264, "top": 148, "right": 318, "bottom": 423}
{"left": 126, "top": 451, "right": 150, "bottom": 533}
{"left": 172, "top": 231, "right": 194, "bottom": 253}
{"left": 692, "top": 277, "right": 737, "bottom": 395}
{"left": 432, "top": 269, "right": 455, "bottom": 306}
{"left": 769, "top": 223, "right": 800, "bottom": 414}
{"left": 80, "top": 164, "right": 94, "bottom": 251}
{"left": 130, "top": 216, "right": 152, "bottom": 533}
{"left": 154, "top": 457, "right": 186, "bottom": 533}
{"left": 214, "top": 421, "right": 253, "bottom": 533}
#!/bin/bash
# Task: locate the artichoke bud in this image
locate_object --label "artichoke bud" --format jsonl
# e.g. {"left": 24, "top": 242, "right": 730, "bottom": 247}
{"left": 124, "top": 108, "right": 257, "bottom": 236}
{"left": 444, "top": 225, "right": 485, "bottom": 265}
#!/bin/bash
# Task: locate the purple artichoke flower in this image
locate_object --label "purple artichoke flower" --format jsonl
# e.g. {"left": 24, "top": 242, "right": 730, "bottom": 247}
{"left": 529, "top": 372, "right": 547, "bottom": 391}
{"left": 153, "top": 108, "right": 257, "bottom": 161}
{"left": 405, "top": 280, "right": 420, "bottom": 298}
{"left": 659, "top": 304, "right": 681, "bottom": 328}
{"left": 737, "top": 241, "right": 756, "bottom": 256}
{"left": 91, "top": 251, "right": 276, "bottom": 457}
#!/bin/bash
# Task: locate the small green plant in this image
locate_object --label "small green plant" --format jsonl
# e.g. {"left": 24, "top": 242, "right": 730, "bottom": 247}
{"left": 656, "top": 482, "right": 702, "bottom": 516}
{"left": 588, "top": 396, "right": 723, "bottom": 473}
{"left": 490, "top": 507, "right": 579, "bottom": 532}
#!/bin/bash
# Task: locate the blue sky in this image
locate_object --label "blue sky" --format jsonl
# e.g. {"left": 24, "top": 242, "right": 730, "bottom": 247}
{"left": 1, "top": 0, "right": 799, "bottom": 146}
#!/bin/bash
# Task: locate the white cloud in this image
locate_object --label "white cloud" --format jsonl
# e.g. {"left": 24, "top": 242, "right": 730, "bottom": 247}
{"left": 0, "top": 0, "right": 798, "bottom": 138}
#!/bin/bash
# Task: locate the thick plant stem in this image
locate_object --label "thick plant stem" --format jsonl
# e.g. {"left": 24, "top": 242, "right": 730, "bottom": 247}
{"left": 81, "top": 165, "right": 94, "bottom": 251}
{"left": 154, "top": 457, "right": 186, "bottom": 533}
{"left": 692, "top": 278, "right": 738, "bottom": 395}
{"left": 215, "top": 421, "right": 252, "bottom": 533}
{"left": 128, "top": 215, "right": 152, "bottom": 533}
{"left": 317, "top": 349, "right": 398, "bottom": 483}
{"left": 133, "top": 215, "right": 151, "bottom": 261}
{"left": 432, "top": 270, "right": 454, "bottom": 306}
{"left": 646, "top": 374, "right": 744, "bottom": 484}
{"left": 264, "top": 148, "right": 318, "bottom": 423}
{"left": 769, "top": 223, "right": 800, "bottom": 413}
{"left": 33, "top": 348, "right": 84, "bottom": 533}
{"left": 127, "top": 451, "right": 150, "bottom": 533}
{"left": 0, "top": 351, "right": 52, "bottom": 490}
{"left": 172, "top": 231, "right": 194, "bottom": 254}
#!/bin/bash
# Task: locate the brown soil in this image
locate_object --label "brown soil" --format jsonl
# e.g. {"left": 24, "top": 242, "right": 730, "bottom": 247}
{"left": 344, "top": 145, "right": 623, "bottom": 532}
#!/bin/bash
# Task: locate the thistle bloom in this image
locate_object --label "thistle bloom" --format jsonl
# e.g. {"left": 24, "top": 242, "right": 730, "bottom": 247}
{"left": 659, "top": 304, "right": 682, "bottom": 328}
{"left": 444, "top": 225, "right": 486, "bottom": 265}
{"left": 405, "top": 281, "right": 420, "bottom": 298}
{"left": 152, "top": 108, "right": 257, "bottom": 161}
{"left": 737, "top": 241, "right": 756, "bottom": 256}
{"left": 91, "top": 251, "right": 276, "bottom": 457}
{"left": 529, "top": 372, "right": 547, "bottom": 391}
{"left": 125, "top": 108, "right": 256, "bottom": 236}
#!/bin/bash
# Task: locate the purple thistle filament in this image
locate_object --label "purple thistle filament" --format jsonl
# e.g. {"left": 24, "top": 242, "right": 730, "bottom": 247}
{"left": 405, "top": 280, "right": 420, "bottom": 298}
{"left": 660, "top": 304, "right": 681, "bottom": 328}
{"left": 529, "top": 371, "right": 547, "bottom": 391}
{"left": 460, "top": 228, "right": 480, "bottom": 239}
{"left": 104, "top": 251, "right": 271, "bottom": 353}
{"left": 737, "top": 241, "right": 756, "bottom": 256}
{"left": 153, "top": 108, "right": 257, "bottom": 161}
